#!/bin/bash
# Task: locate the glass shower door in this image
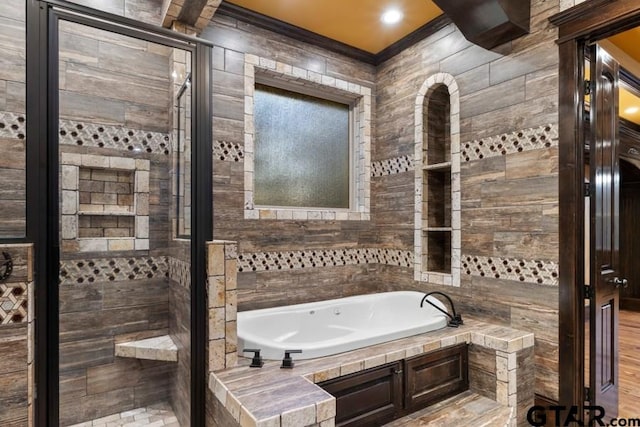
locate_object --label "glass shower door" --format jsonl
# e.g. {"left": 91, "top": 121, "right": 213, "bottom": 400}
{"left": 55, "top": 16, "right": 193, "bottom": 427}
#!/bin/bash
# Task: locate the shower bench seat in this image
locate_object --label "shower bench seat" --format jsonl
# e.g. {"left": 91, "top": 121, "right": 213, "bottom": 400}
{"left": 115, "top": 334, "right": 178, "bottom": 362}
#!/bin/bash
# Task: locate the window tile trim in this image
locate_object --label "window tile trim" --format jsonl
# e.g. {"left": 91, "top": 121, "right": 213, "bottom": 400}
{"left": 243, "top": 54, "right": 372, "bottom": 221}
{"left": 414, "top": 73, "right": 462, "bottom": 287}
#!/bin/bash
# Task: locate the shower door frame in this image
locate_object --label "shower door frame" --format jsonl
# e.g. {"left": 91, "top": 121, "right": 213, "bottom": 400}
{"left": 25, "top": 1, "right": 213, "bottom": 425}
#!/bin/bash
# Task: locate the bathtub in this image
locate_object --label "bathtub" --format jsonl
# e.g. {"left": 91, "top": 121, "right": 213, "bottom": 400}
{"left": 237, "top": 291, "right": 449, "bottom": 360}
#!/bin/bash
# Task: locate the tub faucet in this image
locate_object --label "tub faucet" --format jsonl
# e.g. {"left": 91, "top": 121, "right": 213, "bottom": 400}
{"left": 420, "top": 291, "right": 463, "bottom": 327}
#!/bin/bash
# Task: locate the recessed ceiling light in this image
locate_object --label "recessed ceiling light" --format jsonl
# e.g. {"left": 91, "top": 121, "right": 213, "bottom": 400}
{"left": 624, "top": 106, "right": 640, "bottom": 115}
{"left": 381, "top": 9, "right": 403, "bottom": 25}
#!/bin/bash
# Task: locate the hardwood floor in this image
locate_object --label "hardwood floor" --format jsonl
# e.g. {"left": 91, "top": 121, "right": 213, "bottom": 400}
{"left": 618, "top": 309, "right": 640, "bottom": 418}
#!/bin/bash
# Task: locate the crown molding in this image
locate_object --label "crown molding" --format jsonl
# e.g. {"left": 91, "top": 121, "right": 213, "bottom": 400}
{"left": 216, "top": 1, "right": 451, "bottom": 66}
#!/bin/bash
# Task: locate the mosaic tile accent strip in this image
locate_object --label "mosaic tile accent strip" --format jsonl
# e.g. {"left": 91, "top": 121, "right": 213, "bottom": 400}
{"left": 237, "top": 248, "right": 413, "bottom": 273}
{"left": 0, "top": 111, "right": 26, "bottom": 140}
{"left": 461, "top": 123, "right": 558, "bottom": 162}
{"left": 0, "top": 282, "right": 27, "bottom": 324}
{"left": 59, "top": 119, "right": 171, "bottom": 155}
{"left": 0, "top": 111, "right": 172, "bottom": 155}
{"left": 371, "top": 155, "right": 414, "bottom": 177}
{"left": 462, "top": 254, "right": 559, "bottom": 286}
{"left": 213, "top": 140, "right": 244, "bottom": 162}
{"left": 59, "top": 256, "right": 169, "bottom": 285}
{"left": 168, "top": 256, "right": 190, "bottom": 289}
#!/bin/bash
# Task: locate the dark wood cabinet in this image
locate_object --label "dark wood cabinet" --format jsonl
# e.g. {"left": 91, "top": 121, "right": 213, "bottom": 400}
{"left": 319, "top": 361, "right": 402, "bottom": 427}
{"left": 319, "top": 344, "right": 468, "bottom": 426}
{"left": 404, "top": 343, "right": 469, "bottom": 411}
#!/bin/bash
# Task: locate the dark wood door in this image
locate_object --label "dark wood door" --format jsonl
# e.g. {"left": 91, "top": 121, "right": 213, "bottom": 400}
{"left": 589, "top": 44, "right": 621, "bottom": 420}
{"left": 619, "top": 169, "right": 640, "bottom": 311}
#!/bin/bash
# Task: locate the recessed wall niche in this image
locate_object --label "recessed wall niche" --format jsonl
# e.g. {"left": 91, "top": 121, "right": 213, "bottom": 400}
{"left": 414, "top": 73, "right": 461, "bottom": 286}
{"left": 61, "top": 153, "right": 150, "bottom": 252}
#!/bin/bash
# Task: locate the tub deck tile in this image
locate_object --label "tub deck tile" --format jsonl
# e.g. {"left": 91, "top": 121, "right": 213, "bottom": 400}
{"left": 212, "top": 316, "right": 533, "bottom": 426}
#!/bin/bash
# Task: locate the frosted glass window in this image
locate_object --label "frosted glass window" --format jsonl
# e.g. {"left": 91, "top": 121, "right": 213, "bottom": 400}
{"left": 254, "top": 84, "right": 350, "bottom": 209}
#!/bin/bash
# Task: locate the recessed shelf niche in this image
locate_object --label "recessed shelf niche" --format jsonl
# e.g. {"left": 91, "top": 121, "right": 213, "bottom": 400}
{"left": 423, "top": 86, "right": 451, "bottom": 274}
{"left": 414, "top": 73, "right": 461, "bottom": 286}
{"left": 60, "top": 153, "right": 150, "bottom": 252}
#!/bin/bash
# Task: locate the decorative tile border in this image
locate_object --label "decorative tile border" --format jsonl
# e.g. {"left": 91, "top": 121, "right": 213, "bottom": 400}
{"left": 59, "top": 119, "right": 170, "bottom": 155}
{"left": 0, "top": 111, "right": 171, "bottom": 155}
{"left": 371, "top": 155, "right": 414, "bottom": 177}
{"left": 59, "top": 256, "right": 169, "bottom": 285}
{"left": 243, "top": 54, "right": 372, "bottom": 221}
{"left": 461, "top": 123, "right": 558, "bottom": 162}
{"left": 168, "top": 256, "right": 191, "bottom": 289}
{"left": 236, "top": 249, "right": 558, "bottom": 286}
{"left": 213, "top": 140, "right": 244, "bottom": 162}
{"left": 237, "top": 248, "right": 413, "bottom": 273}
{"left": 462, "top": 254, "right": 559, "bottom": 286}
{"left": 0, "top": 111, "right": 26, "bottom": 140}
{"left": 0, "top": 282, "right": 27, "bottom": 324}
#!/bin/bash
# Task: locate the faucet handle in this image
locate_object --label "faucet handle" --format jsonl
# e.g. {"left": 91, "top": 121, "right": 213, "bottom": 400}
{"left": 242, "top": 348, "right": 264, "bottom": 368}
{"left": 281, "top": 349, "right": 302, "bottom": 369}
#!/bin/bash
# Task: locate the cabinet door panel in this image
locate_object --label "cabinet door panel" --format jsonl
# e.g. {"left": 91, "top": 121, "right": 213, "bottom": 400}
{"left": 404, "top": 343, "right": 469, "bottom": 412}
{"left": 319, "top": 362, "right": 402, "bottom": 427}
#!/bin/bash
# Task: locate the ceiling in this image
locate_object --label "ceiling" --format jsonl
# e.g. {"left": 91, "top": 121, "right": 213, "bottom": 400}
{"left": 607, "top": 28, "right": 640, "bottom": 125}
{"left": 221, "top": 1, "right": 640, "bottom": 124}
{"left": 225, "top": 0, "right": 443, "bottom": 54}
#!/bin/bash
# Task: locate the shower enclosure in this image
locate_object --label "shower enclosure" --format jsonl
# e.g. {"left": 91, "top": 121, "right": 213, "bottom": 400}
{"left": 5, "top": 1, "right": 214, "bottom": 424}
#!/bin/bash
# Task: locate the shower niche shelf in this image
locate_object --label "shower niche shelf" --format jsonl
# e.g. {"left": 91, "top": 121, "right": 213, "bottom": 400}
{"left": 415, "top": 80, "right": 460, "bottom": 285}
{"left": 60, "top": 153, "right": 150, "bottom": 252}
{"left": 77, "top": 211, "right": 136, "bottom": 216}
{"left": 115, "top": 335, "right": 178, "bottom": 362}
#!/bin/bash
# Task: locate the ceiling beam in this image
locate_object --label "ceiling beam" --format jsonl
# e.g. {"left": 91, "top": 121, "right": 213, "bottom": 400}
{"left": 162, "top": 0, "right": 222, "bottom": 31}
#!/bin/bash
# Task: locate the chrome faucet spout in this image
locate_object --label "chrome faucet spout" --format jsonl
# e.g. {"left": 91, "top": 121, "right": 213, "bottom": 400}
{"left": 420, "top": 291, "right": 463, "bottom": 327}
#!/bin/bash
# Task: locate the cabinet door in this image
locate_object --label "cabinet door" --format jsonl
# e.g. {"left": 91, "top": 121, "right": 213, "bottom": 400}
{"left": 319, "top": 362, "right": 402, "bottom": 427}
{"left": 404, "top": 343, "right": 469, "bottom": 412}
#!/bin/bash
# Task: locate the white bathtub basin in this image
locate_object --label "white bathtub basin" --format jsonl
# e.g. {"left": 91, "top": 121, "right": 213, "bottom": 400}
{"left": 237, "top": 291, "right": 449, "bottom": 360}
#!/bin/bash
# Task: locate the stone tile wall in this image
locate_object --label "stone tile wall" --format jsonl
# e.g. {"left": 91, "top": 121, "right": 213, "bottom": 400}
{"left": 168, "top": 270, "right": 191, "bottom": 427}
{"left": 207, "top": 241, "right": 238, "bottom": 372}
{"left": 0, "top": 1, "right": 26, "bottom": 238}
{"left": 0, "top": 243, "right": 33, "bottom": 427}
{"left": 58, "top": 269, "right": 174, "bottom": 426}
{"left": 199, "top": 3, "right": 561, "bottom": 402}
{"left": 199, "top": 15, "right": 382, "bottom": 311}
{"left": 373, "top": 0, "right": 561, "bottom": 401}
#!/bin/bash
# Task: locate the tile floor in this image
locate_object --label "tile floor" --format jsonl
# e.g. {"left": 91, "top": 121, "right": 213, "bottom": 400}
{"left": 67, "top": 403, "right": 179, "bottom": 427}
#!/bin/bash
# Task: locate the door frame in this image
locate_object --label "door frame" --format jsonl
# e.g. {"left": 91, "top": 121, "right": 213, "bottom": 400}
{"left": 550, "top": 0, "right": 640, "bottom": 414}
{"left": 25, "top": 1, "right": 212, "bottom": 425}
